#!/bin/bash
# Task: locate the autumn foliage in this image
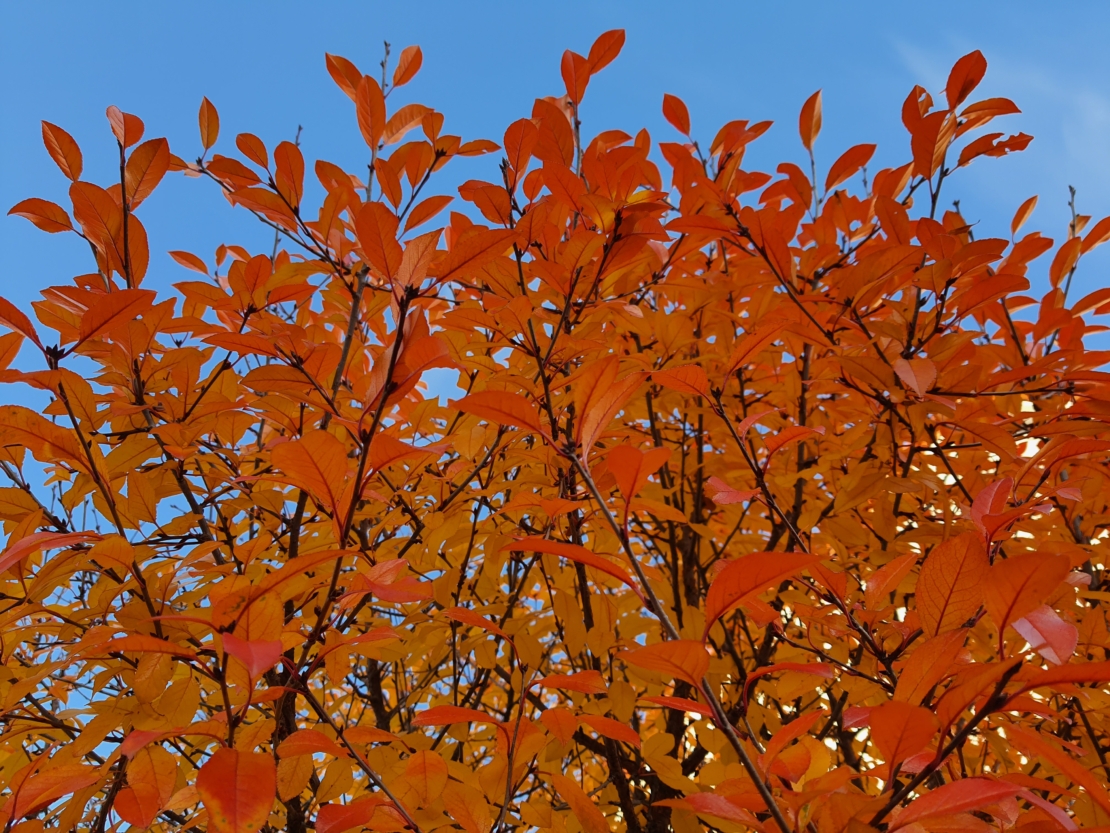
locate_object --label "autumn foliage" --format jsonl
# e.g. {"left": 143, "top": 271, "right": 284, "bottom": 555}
{"left": 5, "top": 31, "right": 1110, "bottom": 833}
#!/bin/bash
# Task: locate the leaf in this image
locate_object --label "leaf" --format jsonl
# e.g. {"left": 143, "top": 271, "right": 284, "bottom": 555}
{"left": 622, "top": 640, "right": 709, "bottom": 687}
{"left": 8, "top": 197, "right": 73, "bottom": 233}
{"left": 561, "top": 50, "right": 590, "bottom": 104}
{"left": 551, "top": 773, "right": 610, "bottom": 833}
{"left": 116, "top": 745, "right": 176, "bottom": 828}
{"left": 404, "top": 194, "right": 453, "bottom": 232}
{"left": 587, "top": 29, "right": 626, "bottom": 74}
{"left": 316, "top": 798, "right": 399, "bottom": 833}
{"left": 825, "top": 143, "right": 876, "bottom": 191}
{"left": 894, "top": 630, "right": 968, "bottom": 705}
{"left": 10, "top": 763, "right": 102, "bottom": 819}
{"left": 870, "top": 701, "right": 938, "bottom": 781}
{"left": 799, "top": 90, "right": 822, "bottom": 151}
{"left": 392, "top": 45, "right": 423, "bottom": 87}
{"left": 1012, "top": 195, "right": 1037, "bottom": 237}
{"left": 703, "top": 552, "right": 821, "bottom": 637}
{"left": 0, "top": 531, "right": 99, "bottom": 576}
{"left": 106, "top": 106, "right": 144, "bottom": 147}
{"left": 653, "top": 364, "right": 709, "bottom": 397}
{"left": 405, "top": 749, "right": 448, "bottom": 805}
{"left": 916, "top": 533, "right": 988, "bottom": 636}
{"left": 168, "top": 250, "right": 209, "bottom": 274}
{"left": 451, "top": 391, "right": 544, "bottom": 434}
{"left": 443, "top": 781, "right": 492, "bottom": 833}
{"left": 41, "top": 121, "right": 83, "bottom": 181}
{"left": 1005, "top": 725, "right": 1110, "bottom": 816}
{"left": 271, "top": 430, "right": 349, "bottom": 515}
{"left": 1012, "top": 606, "right": 1078, "bottom": 666}
{"left": 196, "top": 748, "right": 276, "bottom": 833}
{"left": 442, "top": 606, "right": 508, "bottom": 639}
{"left": 124, "top": 138, "right": 171, "bottom": 207}
{"left": 608, "top": 444, "right": 671, "bottom": 505}
{"left": 536, "top": 670, "right": 608, "bottom": 695}
{"left": 662, "top": 94, "right": 691, "bottom": 135}
{"left": 892, "top": 357, "right": 936, "bottom": 397}
{"left": 503, "top": 537, "right": 641, "bottom": 597}
{"left": 354, "top": 201, "right": 403, "bottom": 280}
{"left": 276, "top": 728, "right": 348, "bottom": 759}
{"left": 984, "top": 553, "right": 1070, "bottom": 639}
{"left": 892, "top": 777, "right": 1020, "bottom": 829}
{"left": 221, "top": 632, "right": 283, "bottom": 680}
{"left": 579, "top": 714, "right": 640, "bottom": 747}
{"left": 356, "top": 76, "right": 386, "bottom": 147}
{"left": 198, "top": 97, "right": 220, "bottom": 150}
{"left": 705, "top": 477, "right": 759, "bottom": 506}
{"left": 435, "top": 228, "right": 515, "bottom": 284}
{"left": 946, "top": 50, "right": 988, "bottom": 109}
{"left": 78, "top": 288, "right": 157, "bottom": 345}
{"left": 413, "top": 705, "right": 493, "bottom": 727}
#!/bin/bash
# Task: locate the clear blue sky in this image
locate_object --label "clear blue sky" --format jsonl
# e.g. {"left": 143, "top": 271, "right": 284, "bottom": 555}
{"left": 3, "top": 1, "right": 1110, "bottom": 341}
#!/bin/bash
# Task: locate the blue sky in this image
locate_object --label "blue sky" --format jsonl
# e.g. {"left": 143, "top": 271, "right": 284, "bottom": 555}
{"left": 3, "top": 1, "right": 1110, "bottom": 351}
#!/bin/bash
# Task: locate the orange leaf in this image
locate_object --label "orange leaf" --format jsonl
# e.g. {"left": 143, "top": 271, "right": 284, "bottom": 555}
{"left": 1005, "top": 724, "right": 1110, "bottom": 815}
{"left": 403, "top": 194, "right": 453, "bottom": 232}
{"left": 892, "top": 357, "right": 937, "bottom": 397}
{"left": 442, "top": 606, "right": 508, "bottom": 640}
{"left": 356, "top": 76, "right": 386, "bottom": 148}
{"left": 0, "top": 530, "right": 99, "bottom": 576}
{"left": 703, "top": 552, "right": 821, "bottom": 638}
{"left": 8, "top": 197, "right": 73, "bottom": 234}
{"left": 435, "top": 228, "right": 515, "bottom": 284}
{"left": 271, "top": 430, "right": 349, "bottom": 515}
{"left": 198, "top": 97, "right": 220, "bottom": 150}
{"left": 551, "top": 773, "right": 610, "bottom": 833}
{"left": 946, "top": 50, "right": 988, "bottom": 109}
{"left": 893, "top": 777, "right": 1020, "bottom": 829}
{"left": 825, "top": 143, "right": 876, "bottom": 191}
{"left": 561, "top": 50, "right": 590, "bottom": 104}
{"left": 870, "top": 701, "right": 938, "bottom": 781}
{"left": 503, "top": 537, "right": 641, "bottom": 597}
{"left": 653, "top": 364, "right": 709, "bottom": 397}
{"left": 451, "top": 390, "right": 544, "bottom": 434}
{"left": 405, "top": 750, "right": 448, "bottom": 805}
{"left": 41, "top": 121, "right": 83, "bottom": 181}
{"left": 124, "top": 138, "right": 170, "bottom": 207}
{"left": 413, "top": 705, "right": 493, "bottom": 727}
{"left": 276, "top": 728, "right": 348, "bottom": 759}
{"left": 579, "top": 714, "right": 640, "bottom": 747}
{"left": 799, "top": 90, "right": 822, "bottom": 151}
{"left": 196, "top": 748, "right": 276, "bottom": 833}
{"left": 536, "top": 670, "right": 608, "bottom": 695}
{"left": 587, "top": 29, "right": 626, "bottom": 74}
{"left": 78, "top": 288, "right": 157, "bottom": 346}
{"left": 916, "top": 533, "right": 988, "bottom": 636}
{"left": 622, "top": 640, "right": 709, "bottom": 687}
{"left": 221, "top": 633, "right": 282, "bottom": 680}
{"left": 106, "top": 106, "right": 144, "bottom": 147}
{"left": 984, "top": 553, "right": 1070, "bottom": 639}
{"left": 894, "top": 630, "right": 968, "bottom": 705}
{"left": 662, "top": 93, "right": 691, "bottom": 135}
{"left": 608, "top": 444, "right": 671, "bottom": 504}
{"left": 392, "top": 45, "right": 423, "bottom": 88}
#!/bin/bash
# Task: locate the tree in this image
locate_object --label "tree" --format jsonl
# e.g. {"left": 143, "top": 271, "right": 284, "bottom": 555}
{"left": 2, "top": 30, "right": 1110, "bottom": 833}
